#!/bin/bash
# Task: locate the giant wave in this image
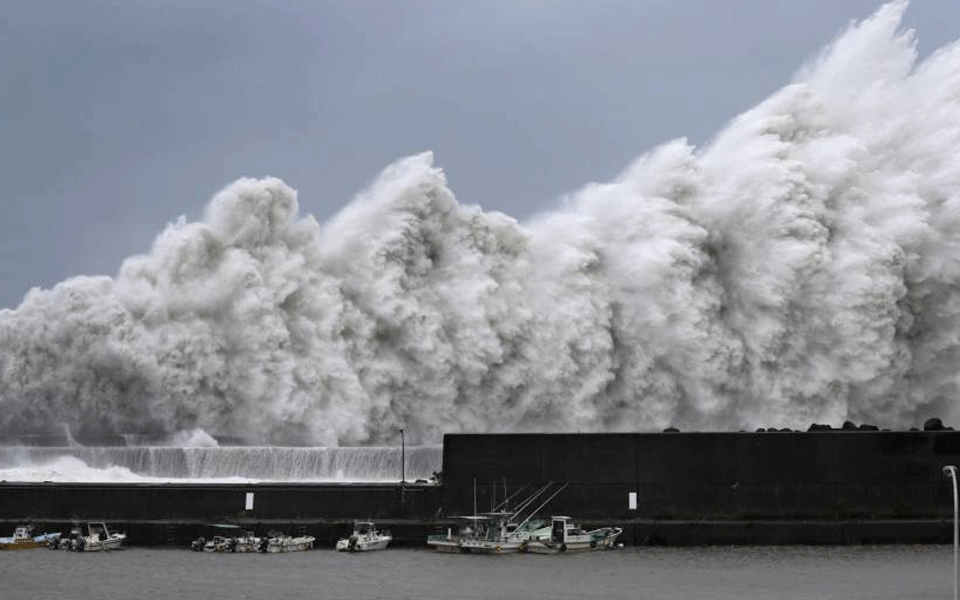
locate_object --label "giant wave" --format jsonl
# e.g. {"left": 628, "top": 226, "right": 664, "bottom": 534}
{"left": 1, "top": 1, "right": 958, "bottom": 446}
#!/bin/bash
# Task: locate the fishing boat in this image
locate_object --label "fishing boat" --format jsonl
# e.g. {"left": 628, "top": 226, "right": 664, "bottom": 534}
{"left": 50, "top": 525, "right": 84, "bottom": 550}
{"left": 335, "top": 521, "right": 392, "bottom": 552}
{"left": 426, "top": 482, "right": 562, "bottom": 554}
{"left": 191, "top": 524, "right": 261, "bottom": 552}
{"left": 231, "top": 530, "right": 262, "bottom": 553}
{"left": 264, "top": 531, "right": 315, "bottom": 553}
{"left": 429, "top": 516, "right": 493, "bottom": 553}
{"left": 55, "top": 522, "right": 126, "bottom": 551}
{"left": 197, "top": 535, "right": 232, "bottom": 552}
{"left": 523, "top": 516, "right": 622, "bottom": 554}
{"left": 0, "top": 525, "right": 61, "bottom": 550}
{"left": 430, "top": 513, "right": 544, "bottom": 554}
{"left": 80, "top": 522, "right": 126, "bottom": 551}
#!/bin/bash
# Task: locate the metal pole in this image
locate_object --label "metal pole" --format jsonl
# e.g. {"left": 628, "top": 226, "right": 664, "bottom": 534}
{"left": 944, "top": 465, "right": 958, "bottom": 600}
{"left": 399, "top": 429, "right": 405, "bottom": 504}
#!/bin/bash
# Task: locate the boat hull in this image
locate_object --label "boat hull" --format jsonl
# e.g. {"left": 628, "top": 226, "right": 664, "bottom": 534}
{"left": 460, "top": 539, "right": 523, "bottom": 554}
{"left": 427, "top": 539, "right": 464, "bottom": 553}
{"left": 0, "top": 539, "right": 40, "bottom": 550}
{"left": 1, "top": 531, "right": 60, "bottom": 550}
{"left": 525, "top": 541, "right": 596, "bottom": 554}
{"left": 335, "top": 537, "right": 391, "bottom": 552}
{"left": 427, "top": 539, "right": 523, "bottom": 554}
{"left": 524, "top": 528, "right": 622, "bottom": 554}
{"left": 266, "top": 536, "right": 314, "bottom": 553}
{"left": 202, "top": 537, "right": 262, "bottom": 552}
{"left": 82, "top": 537, "right": 125, "bottom": 552}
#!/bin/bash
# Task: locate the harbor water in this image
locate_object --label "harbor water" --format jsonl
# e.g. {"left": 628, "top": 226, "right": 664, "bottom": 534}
{"left": 0, "top": 544, "right": 950, "bottom": 599}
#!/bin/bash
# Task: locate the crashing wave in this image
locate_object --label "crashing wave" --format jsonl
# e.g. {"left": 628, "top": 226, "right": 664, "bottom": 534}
{"left": 1, "top": 2, "right": 959, "bottom": 444}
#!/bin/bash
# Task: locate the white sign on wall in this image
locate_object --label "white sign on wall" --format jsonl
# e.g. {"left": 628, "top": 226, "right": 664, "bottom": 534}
{"left": 245, "top": 492, "right": 255, "bottom": 510}
{"left": 628, "top": 491, "right": 637, "bottom": 510}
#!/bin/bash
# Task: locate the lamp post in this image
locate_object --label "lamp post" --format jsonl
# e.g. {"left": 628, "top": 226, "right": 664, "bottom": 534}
{"left": 399, "top": 428, "right": 405, "bottom": 504}
{"left": 944, "top": 465, "right": 958, "bottom": 600}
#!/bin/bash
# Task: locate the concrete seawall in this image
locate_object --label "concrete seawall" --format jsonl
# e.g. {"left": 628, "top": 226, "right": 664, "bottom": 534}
{"left": 3, "top": 431, "right": 959, "bottom": 545}
{"left": 0, "top": 482, "right": 443, "bottom": 547}
{"left": 440, "top": 431, "right": 960, "bottom": 521}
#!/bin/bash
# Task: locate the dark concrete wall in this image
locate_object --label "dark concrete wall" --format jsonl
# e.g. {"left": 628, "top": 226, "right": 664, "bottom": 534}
{"left": 0, "top": 482, "right": 439, "bottom": 522}
{"left": 0, "top": 481, "right": 444, "bottom": 546}
{"left": 4, "top": 432, "right": 960, "bottom": 545}
{"left": 440, "top": 432, "right": 960, "bottom": 520}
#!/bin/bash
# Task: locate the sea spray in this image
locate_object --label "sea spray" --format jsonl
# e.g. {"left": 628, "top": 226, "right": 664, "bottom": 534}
{"left": 0, "top": 445, "right": 442, "bottom": 482}
{"left": 1, "top": 2, "right": 958, "bottom": 444}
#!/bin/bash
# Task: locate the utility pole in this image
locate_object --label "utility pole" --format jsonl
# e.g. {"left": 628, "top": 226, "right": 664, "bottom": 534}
{"left": 399, "top": 428, "right": 405, "bottom": 505}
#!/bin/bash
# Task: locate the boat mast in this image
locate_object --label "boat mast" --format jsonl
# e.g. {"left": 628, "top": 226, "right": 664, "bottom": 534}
{"left": 514, "top": 482, "right": 569, "bottom": 531}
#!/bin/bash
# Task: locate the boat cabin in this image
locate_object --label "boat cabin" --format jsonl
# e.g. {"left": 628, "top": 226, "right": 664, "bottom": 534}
{"left": 353, "top": 521, "right": 374, "bottom": 535}
{"left": 549, "top": 516, "right": 584, "bottom": 543}
{"left": 88, "top": 522, "right": 108, "bottom": 540}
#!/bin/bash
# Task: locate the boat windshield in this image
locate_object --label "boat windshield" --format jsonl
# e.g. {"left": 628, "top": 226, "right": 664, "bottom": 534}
{"left": 88, "top": 523, "right": 106, "bottom": 538}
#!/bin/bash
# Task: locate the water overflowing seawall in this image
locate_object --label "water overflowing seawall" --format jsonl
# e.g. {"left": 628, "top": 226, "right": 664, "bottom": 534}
{"left": 2, "top": 431, "right": 959, "bottom": 545}
{"left": 0, "top": 445, "right": 442, "bottom": 482}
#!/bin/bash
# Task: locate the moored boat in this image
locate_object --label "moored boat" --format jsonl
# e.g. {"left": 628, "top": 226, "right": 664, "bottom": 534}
{"left": 192, "top": 524, "right": 261, "bottom": 552}
{"left": 336, "top": 521, "right": 392, "bottom": 552}
{"left": 427, "top": 482, "right": 561, "bottom": 554}
{"left": 52, "top": 522, "right": 126, "bottom": 551}
{"left": 77, "top": 522, "right": 127, "bottom": 551}
{"left": 429, "top": 513, "right": 547, "bottom": 554}
{"left": 523, "top": 516, "right": 622, "bottom": 554}
{"left": 231, "top": 530, "right": 262, "bottom": 553}
{"left": 0, "top": 525, "right": 61, "bottom": 550}
{"left": 265, "top": 531, "right": 315, "bottom": 553}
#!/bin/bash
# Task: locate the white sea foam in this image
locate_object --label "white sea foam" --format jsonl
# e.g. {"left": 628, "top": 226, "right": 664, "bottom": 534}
{"left": 0, "top": 446, "right": 442, "bottom": 483}
{"left": 1, "top": 2, "right": 957, "bottom": 445}
{"left": 0, "top": 455, "right": 168, "bottom": 483}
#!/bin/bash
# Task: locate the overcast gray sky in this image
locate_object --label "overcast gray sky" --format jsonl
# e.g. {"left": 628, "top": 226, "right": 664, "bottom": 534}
{"left": 1, "top": 0, "right": 956, "bottom": 309}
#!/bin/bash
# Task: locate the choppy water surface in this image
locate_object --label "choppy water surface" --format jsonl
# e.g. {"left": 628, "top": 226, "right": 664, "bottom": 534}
{"left": 0, "top": 545, "right": 949, "bottom": 599}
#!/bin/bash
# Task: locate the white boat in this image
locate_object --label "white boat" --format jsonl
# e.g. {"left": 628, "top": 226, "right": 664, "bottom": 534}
{"left": 0, "top": 525, "right": 61, "bottom": 550}
{"left": 429, "top": 516, "right": 490, "bottom": 553}
{"left": 52, "top": 526, "right": 85, "bottom": 550}
{"left": 335, "top": 521, "right": 392, "bottom": 552}
{"left": 201, "top": 534, "right": 262, "bottom": 552}
{"left": 232, "top": 530, "right": 262, "bottom": 553}
{"left": 192, "top": 525, "right": 261, "bottom": 552}
{"left": 427, "top": 482, "right": 562, "bottom": 554}
{"left": 429, "top": 513, "right": 544, "bottom": 554}
{"left": 265, "top": 531, "right": 315, "bottom": 553}
{"left": 523, "top": 516, "right": 622, "bottom": 554}
{"left": 73, "top": 522, "right": 126, "bottom": 552}
{"left": 199, "top": 535, "right": 232, "bottom": 552}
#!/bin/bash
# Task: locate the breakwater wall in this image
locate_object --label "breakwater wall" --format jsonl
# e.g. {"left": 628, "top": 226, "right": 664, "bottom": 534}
{"left": 0, "top": 482, "right": 442, "bottom": 547}
{"left": 440, "top": 432, "right": 960, "bottom": 526}
{"left": 3, "top": 431, "right": 960, "bottom": 545}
